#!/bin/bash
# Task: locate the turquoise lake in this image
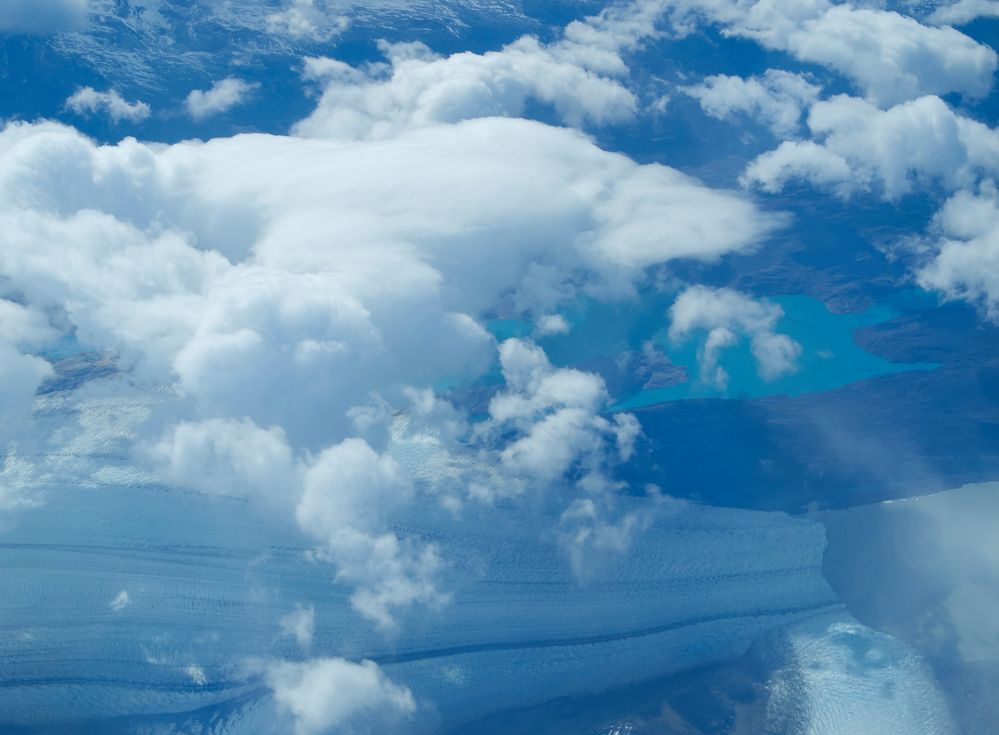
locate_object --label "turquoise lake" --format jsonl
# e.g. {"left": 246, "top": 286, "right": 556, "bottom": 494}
{"left": 488, "top": 290, "right": 940, "bottom": 409}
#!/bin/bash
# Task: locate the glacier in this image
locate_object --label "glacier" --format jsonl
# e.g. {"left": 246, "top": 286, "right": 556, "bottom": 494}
{"left": 0, "top": 373, "right": 858, "bottom": 732}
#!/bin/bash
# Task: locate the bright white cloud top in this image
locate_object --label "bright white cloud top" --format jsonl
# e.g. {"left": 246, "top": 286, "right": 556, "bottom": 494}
{"left": 185, "top": 77, "right": 259, "bottom": 120}
{"left": 64, "top": 86, "right": 151, "bottom": 123}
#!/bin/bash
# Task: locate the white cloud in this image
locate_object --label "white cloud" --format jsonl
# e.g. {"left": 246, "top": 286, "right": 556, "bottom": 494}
{"left": 295, "top": 37, "right": 637, "bottom": 140}
{"left": 0, "top": 300, "right": 59, "bottom": 349}
{"left": 149, "top": 421, "right": 443, "bottom": 629}
{"left": 185, "top": 78, "right": 259, "bottom": 121}
{"left": 682, "top": 69, "right": 820, "bottom": 137}
{"left": 927, "top": 0, "right": 999, "bottom": 26}
{"left": 64, "top": 87, "right": 151, "bottom": 124}
{"left": 266, "top": 657, "right": 415, "bottom": 735}
{"left": 535, "top": 313, "right": 570, "bottom": 336}
{"left": 109, "top": 590, "right": 131, "bottom": 611}
{"left": 665, "top": 0, "right": 997, "bottom": 106}
{"left": 916, "top": 184, "right": 999, "bottom": 321}
{"left": 743, "top": 94, "right": 999, "bottom": 199}
{"left": 279, "top": 605, "right": 316, "bottom": 649}
{"left": 560, "top": 491, "right": 665, "bottom": 581}
{"left": 0, "top": 0, "right": 89, "bottom": 34}
{"left": 478, "top": 339, "right": 638, "bottom": 487}
{"left": 266, "top": 0, "right": 349, "bottom": 41}
{"left": 147, "top": 419, "right": 297, "bottom": 510}
{"left": 297, "top": 438, "right": 411, "bottom": 540}
{"left": 669, "top": 286, "right": 801, "bottom": 387}
{"left": 0, "top": 118, "right": 774, "bottom": 443}
{"left": 0, "top": 343, "right": 52, "bottom": 438}
{"left": 297, "top": 438, "right": 446, "bottom": 629}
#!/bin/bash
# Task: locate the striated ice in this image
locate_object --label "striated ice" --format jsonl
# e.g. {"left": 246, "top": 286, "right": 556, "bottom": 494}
{"left": 0, "top": 386, "right": 842, "bottom": 731}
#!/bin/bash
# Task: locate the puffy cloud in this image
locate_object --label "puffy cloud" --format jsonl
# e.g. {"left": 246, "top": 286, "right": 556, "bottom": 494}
{"left": 297, "top": 439, "right": 446, "bottom": 629}
{"left": 0, "top": 0, "right": 89, "bottom": 34}
{"left": 479, "top": 339, "right": 638, "bottom": 487}
{"left": 927, "top": 0, "right": 999, "bottom": 26}
{"left": 64, "top": 87, "right": 151, "bottom": 124}
{"left": 0, "top": 299, "right": 54, "bottom": 434}
{"left": 297, "top": 438, "right": 412, "bottom": 539}
{"left": 148, "top": 420, "right": 443, "bottom": 629}
{"left": 293, "top": 0, "right": 679, "bottom": 141}
{"left": 185, "top": 78, "right": 259, "bottom": 121}
{"left": 147, "top": 418, "right": 297, "bottom": 508}
{"left": 0, "top": 300, "right": 59, "bottom": 349}
{"left": 665, "top": 0, "right": 996, "bottom": 106}
{"left": 535, "top": 313, "right": 570, "bottom": 337}
{"left": 279, "top": 605, "right": 316, "bottom": 649}
{"left": 743, "top": 94, "right": 999, "bottom": 199}
{"left": 266, "top": 657, "right": 415, "bottom": 735}
{"left": 916, "top": 184, "right": 999, "bottom": 321}
{"left": 0, "top": 118, "right": 774, "bottom": 443}
{"left": 0, "top": 343, "right": 52, "bottom": 436}
{"left": 669, "top": 286, "right": 801, "bottom": 387}
{"left": 266, "top": 0, "right": 349, "bottom": 41}
{"left": 294, "top": 37, "right": 638, "bottom": 140}
{"left": 682, "top": 69, "right": 820, "bottom": 137}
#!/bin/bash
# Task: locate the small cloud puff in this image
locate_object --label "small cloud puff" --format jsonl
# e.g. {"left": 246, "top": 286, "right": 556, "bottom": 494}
{"left": 266, "top": 0, "right": 348, "bottom": 42}
{"left": 683, "top": 69, "right": 820, "bottom": 138}
{"left": 266, "top": 657, "right": 415, "bottom": 735}
{"left": 64, "top": 87, "right": 150, "bottom": 124}
{"left": 185, "top": 78, "right": 259, "bottom": 121}
{"left": 109, "top": 590, "right": 131, "bottom": 611}
{"left": 279, "top": 605, "right": 316, "bottom": 649}
{"left": 669, "top": 286, "right": 802, "bottom": 389}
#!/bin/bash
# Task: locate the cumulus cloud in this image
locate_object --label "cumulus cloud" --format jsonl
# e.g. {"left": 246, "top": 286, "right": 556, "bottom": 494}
{"left": 927, "top": 0, "right": 999, "bottom": 26}
{"left": 266, "top": 657, "right": 415, "bottom": 735}
{"left": 0, "top": 0, "right": 90, "bottom": 34}
{"left": 743, "top": 94, "right": 999, "bottom": 199}
{"left": 64, "top": 87, "right": 151, "bottom": 124}
{"left": 0, "top": 343, "right": 52, "bottom": 437}
{"left": 279, "top": 605, "right": 316, "bottom": 649}
{"left": 147, "top": 419, "right": 297, "bottom": 509}
{"left": 478, "top": 339, "right": 639, "bottom": 487}
{"left": 266, "top": 0, "right": 349, "bottom": 41}
{"left": 293, "top": 0, "right": 686, "bottom": 139}
{"left": 185, "top": 78, "right": 259, "bottom": 120}
{"left": 295, "top": 38, "right": 637, "bottom": 140}
{"left": 669, "top": 286, "right": 802, "bottom": 388}
{"left": 297, "top": 438, "right": 446, "bottom": 629}
{"left": 0, "top": 119, "right": 774, "bottom": 440}
{"left": 149, "top": 419, "right": 442, "bottom": 629}
{"left": 535, "top": 313, "right": 570, "bottom": 336}
{"left": 682, "top": 69, "right": 820, "bottom": 137}
{"left": 665, "top": 0, "right": 996, "bottom": 106}
{"left": 916, "top": 184, "right": 999, "bottom": 321}
{"left": 0, "top": 300, "right": 59, "bottom": 349}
